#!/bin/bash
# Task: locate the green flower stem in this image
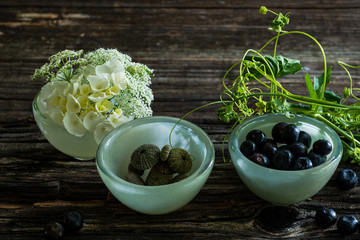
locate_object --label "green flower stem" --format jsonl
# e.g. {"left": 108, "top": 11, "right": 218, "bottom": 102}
{"left": 238, "top": 92, "right": 360, "bottom": 111}
{"left": 169, "top": 100, "right": 232, "bottom": 148}
{"left": 312, "top": 113, "right": 360, "bottom": 147}
{"left": 257, "top": 31, "right": 327, "bottom": 107}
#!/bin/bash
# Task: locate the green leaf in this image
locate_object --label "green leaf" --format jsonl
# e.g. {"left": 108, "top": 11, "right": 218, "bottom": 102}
{"left": 323, "top": 90, "right": 341, "bottom": 104}
{"left": 245, "top": 55, "right": 302, "bottom": 80}
{"left": 275, "top": 55, "right": 302, "bottom": 77}
{"left": 304, "top": 73, "right": 317, "bottom": 99}
{"left": 314, "top": 66, "right": 332, "bottom": 96}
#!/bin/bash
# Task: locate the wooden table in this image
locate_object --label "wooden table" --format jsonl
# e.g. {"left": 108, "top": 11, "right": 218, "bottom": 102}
{"left": 1, "top": 1, "right": 360, "bottom": 239}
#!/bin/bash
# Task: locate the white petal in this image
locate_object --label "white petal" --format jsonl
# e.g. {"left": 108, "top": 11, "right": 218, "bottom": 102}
{"left": 48, "top": 109, "right": 64, "bottom": 127}
{"left": 63, "top": 112, "right": 88, "bottom": 137}
{"left": 95, "top": 100, "right": 114, "bottom": 113}
{"left": 111, "top": 72, "right": 127, "bottom": 90}
{"left": 83, "top": 111, "right": 105, "bottom": 132}
{"left": 109, "top": 114, "right": 133, "bottom": 128}
{"left": 94, "top": 122, "right": 114, "bottom": 144}
{"left": 88, "top": 91, "right": 106, "bottom": 102}
{"left": 38, "top": 83, "right": 56, "bottom": 114}
{"left": 95, "top": 59, "right": 124, "bottom": 75}
{"left": 70, "top": 73, "right": 84, "bottom": 84}
{"left": 66, "top": 94, "right": 81, "bottom": 113}
{"left": 53, "top": 80, "right": 71, "bottom": 96}
{"left": 87, "top": 74, "right": 110, "bottom": 92}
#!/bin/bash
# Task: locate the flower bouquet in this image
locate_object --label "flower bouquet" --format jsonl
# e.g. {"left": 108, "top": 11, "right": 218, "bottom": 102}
{"left": 32, "top": 48, "right": 154, "bottom": 160}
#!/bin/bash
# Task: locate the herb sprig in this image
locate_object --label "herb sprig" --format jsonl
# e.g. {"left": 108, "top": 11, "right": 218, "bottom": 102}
{"left": 170, "top": 6, "right": 360, "bottom": 164}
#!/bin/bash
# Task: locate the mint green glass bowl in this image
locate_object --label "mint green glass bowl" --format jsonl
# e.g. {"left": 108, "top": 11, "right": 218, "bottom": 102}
{"left": 228, "top": 113, "right": 342, "bottom": 206}
{"left": 96, "top": 116, "right": 215, "bottom": 214}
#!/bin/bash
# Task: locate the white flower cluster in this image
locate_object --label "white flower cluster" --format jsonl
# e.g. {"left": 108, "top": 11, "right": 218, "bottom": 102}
{"left": 36, "top": 49, "right": 154, "bottom": 144}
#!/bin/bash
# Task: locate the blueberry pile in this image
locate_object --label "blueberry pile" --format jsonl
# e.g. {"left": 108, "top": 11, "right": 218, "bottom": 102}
{"left": 240, "top": 122, "right": 332, "bottom": 170}
{"left": 44, "top": 211, "right": 83, "bottom": 239}
{"left": 316, "top": 207, "right": 359, "bottom": 235}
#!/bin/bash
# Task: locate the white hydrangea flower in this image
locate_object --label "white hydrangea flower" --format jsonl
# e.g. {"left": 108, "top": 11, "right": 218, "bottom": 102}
{"left": 95, "top": 59, "right": 124, "bottom": 75}
{"left": 109, "top": 111, "right": 133, "bottom": 128}
{"left": 95, "top": 99, "right": 114, "bottom": 113}
{"left": 48, "top": 109, "right": 64, "bottom": 127}
{"left": 66, "top": 94, "right": 81, "bottom": 113}
{"left": 87, "top": 74, "right": 111, "bottom": 92}
{"left": 83, "top": 111, "right": 105, "bottom": 132}
{"left": 33, "top": 48, "right": 154, "bottom": 145}
{"left": 63, "top": 112, "right": 88, "bottom": 137}
{"left": 94, "top": 122, "right": 114, "bottom": 144}
{"left": 111, "top": 72, "right": 127, "bottom": 90}
{"left": 53, "top": 80, "right": 71, "bottom": 96}
{"left": 37, "top": 82, "right": 56, "bottom": 114}
{"left": 88, "top": 91, "right": 106, "bottom": 102}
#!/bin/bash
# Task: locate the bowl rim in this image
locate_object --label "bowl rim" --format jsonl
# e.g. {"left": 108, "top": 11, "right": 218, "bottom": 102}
{"left": 228, "top": 113, "right": 343, "bottom": 173}
{"left": 96, "top": 116, "right": 215, "bottom": 190}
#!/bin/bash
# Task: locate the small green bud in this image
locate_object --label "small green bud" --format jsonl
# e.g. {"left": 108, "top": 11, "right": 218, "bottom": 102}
{"left": 343, "top": 87, "right": 351, "bottom": 99}
{"left": 259, "top": 6, "right": 268, "bottom": 15}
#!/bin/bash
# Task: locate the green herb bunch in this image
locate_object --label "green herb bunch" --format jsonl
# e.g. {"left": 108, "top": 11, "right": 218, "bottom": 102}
{"left": 172, "top": 6, "right": 360, "bottom": 164}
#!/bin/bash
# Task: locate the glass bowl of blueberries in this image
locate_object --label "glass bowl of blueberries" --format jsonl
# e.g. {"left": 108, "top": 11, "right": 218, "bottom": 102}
{"left": 228, "top": 113, "right": 343, "bottom": 206}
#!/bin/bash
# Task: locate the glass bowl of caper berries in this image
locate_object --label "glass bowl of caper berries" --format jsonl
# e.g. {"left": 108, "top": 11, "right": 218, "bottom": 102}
{"left": 228, "top": 113, "right": 342, "bottom": 206}
{"left": 96, "top": 116, "right": 215, "bottom": 214}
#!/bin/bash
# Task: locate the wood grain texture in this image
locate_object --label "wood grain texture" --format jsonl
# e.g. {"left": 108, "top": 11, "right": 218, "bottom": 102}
{"left": 1, "top": 1, "right": 360, "bottom": 239}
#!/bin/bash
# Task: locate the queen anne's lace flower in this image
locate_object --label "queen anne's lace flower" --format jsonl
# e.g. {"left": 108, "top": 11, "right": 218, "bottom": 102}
{"left": 33, "top": 48, "right": 154, "bottom": 144}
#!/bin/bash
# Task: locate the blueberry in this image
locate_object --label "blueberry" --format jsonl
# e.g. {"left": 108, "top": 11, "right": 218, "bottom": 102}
{"left": 265, "top": 138, "right": 277, "bottom": 148}
{"left": 288, "top": 142, "right": 307, "bottom": 159}
{"left": 248, "top": 153, "right": 270, "bottom": 167}
{"left": 63, "top": 211, "right": 83, "bottom": 233}
{"left": 44, "top": 222, "right": 64, "bottom": 239}
{"left": 246, "top": 130, "right": 267, "bottom": 146}
{"left": 298, "top": 131, "right": 312, "bottom": 148}
{"left": 260, "top": 142, "right": 278, "bottom": 160}
{"left": 240, "top": 140, "right": 256, "bottom": 157}
{"left": 308, "top": 151, "right": 326, "bottom": 167}
{"left": 282, "top": 124, "right": 300, "bottom": 145}
{"left": 312, "top": 139, "right": 332, "bottom": 155}
{"left": 271, "top": 122, "right": 288, "bottom": 143}
{"left": 315, "top": 207, "right": 337, "bottom": 228}
{"left": 337, "top": 215, "right": 359, "bottom": 235}
{"left": 271, "top": 149, "right": 294, "bottom": 170}
{"left": 336, "top": 169, "right": 358, "bottom": 190}
{"left": 291, "top": 157, "right": 313, "bottom": 170}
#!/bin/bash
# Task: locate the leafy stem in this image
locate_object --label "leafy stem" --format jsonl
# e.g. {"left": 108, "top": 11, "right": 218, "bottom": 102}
{"left": 170, "top": 6, "right": 360, "bottom": 164}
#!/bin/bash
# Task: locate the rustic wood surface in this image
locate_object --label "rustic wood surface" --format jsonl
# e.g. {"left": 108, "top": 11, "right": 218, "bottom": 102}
{"left": 1, "top": 0, "right": 360, "bottom": 239}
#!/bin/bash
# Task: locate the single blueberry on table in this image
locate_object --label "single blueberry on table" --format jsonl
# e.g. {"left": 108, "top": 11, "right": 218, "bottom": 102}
{"left": 312, "top": 139, "right": 332, "bottom": 156}
{"left": 63, "top": 211, "right": 83, "bottom": 233}
{"left": 240, "top": 140, "right": 256, "bottom": 157}
{"left": 291, "top": 157, "right": 313, "bottom": 170}
{"left": 246, "top": 129, "right": 267, "bottom": 146}
{"left": 315, "top": 207, "right": 337, "bottom": 228}
{"left": 282, "top": 124, "right": 300, "bottom": 145}
{"left": 44, "top": 222, "right": 64, "bottom": 240}
{"left": 271, "top": 122, "right": 288, "bottom": 143}
{"left": 248, "top": 153, "right": 270, "bottom": 167}
{"left": 337, "top": 215, "right": 359, "bottom": 235}
{"left": 271, "top": 149, "right": 294, "bottom": 170}
{"left": 336, "top": 169, "right": 358, "bottom": 190}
